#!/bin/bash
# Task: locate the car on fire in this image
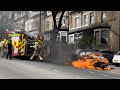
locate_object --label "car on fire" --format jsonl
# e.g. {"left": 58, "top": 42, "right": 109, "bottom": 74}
{"left": 72, "top": 49, "right": 111, "bottom": 70}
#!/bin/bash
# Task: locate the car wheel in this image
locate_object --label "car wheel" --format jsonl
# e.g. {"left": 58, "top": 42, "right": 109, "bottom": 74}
{"left": 115, "top": 63, "right": 120, "bottom": 67}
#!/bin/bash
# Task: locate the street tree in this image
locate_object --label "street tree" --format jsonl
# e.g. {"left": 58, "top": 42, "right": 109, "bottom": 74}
{"left": 51, "top": 11, "right": 65, "bottom": 42}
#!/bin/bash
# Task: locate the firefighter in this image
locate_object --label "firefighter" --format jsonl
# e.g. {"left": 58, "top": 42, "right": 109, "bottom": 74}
{"left": 30, "top": 41, "right": 43, "bottom": 61}
{"left": 6, "top": 40, "right": 13, "bottom": 60}
{"left": 0, "top": 39, "right": 7, "bottom": 57}
{"left": 38, "top": 36, "right": 45, "bottom": 58}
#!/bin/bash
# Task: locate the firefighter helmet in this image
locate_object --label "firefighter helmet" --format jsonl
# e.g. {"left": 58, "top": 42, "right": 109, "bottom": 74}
{"left": 4, "top": 39, "right": 6, "bottom": 41}
{"left": 35, "top": 42, "right": 38, "bottom": 45}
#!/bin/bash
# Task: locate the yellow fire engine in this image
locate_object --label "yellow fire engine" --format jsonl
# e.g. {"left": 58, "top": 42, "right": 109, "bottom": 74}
{"left": 3, "top": 32, "right": 36, "bottom": 57}
{"left": 3, "top": 31, "right": 51, "bottom": 60}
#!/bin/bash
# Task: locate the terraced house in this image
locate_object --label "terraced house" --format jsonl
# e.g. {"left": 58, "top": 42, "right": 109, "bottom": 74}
{"left": 68, "top": 11, "right": 120, "bottom": 52}
{"left": 42, "top": 11, "right": 69, "bottom": 43}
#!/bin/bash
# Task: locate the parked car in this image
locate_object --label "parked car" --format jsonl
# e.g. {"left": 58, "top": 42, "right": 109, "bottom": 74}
{"left": 95, "top": 49, "right": 117, "bottom": 63}
{"left": 112, "top": 51, "right": 120, "bottom": 66}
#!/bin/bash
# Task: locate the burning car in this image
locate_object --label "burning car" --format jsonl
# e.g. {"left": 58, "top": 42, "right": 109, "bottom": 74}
{"left": 72, "top": 50, "right": 111, "bottom": 70}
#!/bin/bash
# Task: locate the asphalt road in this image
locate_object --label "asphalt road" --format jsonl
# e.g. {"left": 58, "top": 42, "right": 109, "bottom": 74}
{"left": 0, "top": 57, "right": 120, "bottom": 79}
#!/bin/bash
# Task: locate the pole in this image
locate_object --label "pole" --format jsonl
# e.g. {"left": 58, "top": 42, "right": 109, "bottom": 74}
{"left": 68, "top": 11, "right": 69, "bottom": 43}
{"left": 39, "top": 11, "right": 41, "bottom": 35}
{"left": 119, "top": 11, "right": 120, "bottom": 51}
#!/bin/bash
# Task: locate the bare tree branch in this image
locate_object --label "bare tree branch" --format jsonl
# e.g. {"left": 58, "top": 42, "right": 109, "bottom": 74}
{"left": 52, "top": 11, "right": 58, "bottom": 30}
{"left": 58, "top": 11, "right": 65, "bottom": 29}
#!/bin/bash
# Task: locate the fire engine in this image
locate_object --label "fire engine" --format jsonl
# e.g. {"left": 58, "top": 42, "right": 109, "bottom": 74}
{"left": 3, "top": 30, "right": 51, "bottom": 60}
{"left": 3, "top": 31, "right": 37, "bottom": 58}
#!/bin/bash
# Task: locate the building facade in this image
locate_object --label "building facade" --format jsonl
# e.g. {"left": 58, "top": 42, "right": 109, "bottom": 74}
{"left": 10, "top": 11, "right": 29, "bottom": 33}
{"left": 68, "top": 11, "right": 120, "bottom": 52}
{"left": 2, "top": 11, "right": 120, "bottom": 52}
{"left": 42, "top": 11, "right": 69, "bottom": 43}
{"left": 25, "top": 11, "right": 40, "bottom": 38}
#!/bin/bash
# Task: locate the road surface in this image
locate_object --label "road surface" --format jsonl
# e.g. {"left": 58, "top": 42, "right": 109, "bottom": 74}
{"left": 0, "top": 57, "right": 120, "bottom": 79}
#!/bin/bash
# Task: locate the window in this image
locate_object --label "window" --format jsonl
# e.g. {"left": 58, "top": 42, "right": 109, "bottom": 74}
{"left": 69, "top": 34, "right": 74, "bottom": 44}
{"left": 75, "top": 17, "right": 79, "bottom": 28}
{"left": 102, "top": 11, "right": 106, "bottom": 22}
{"left": 57, "top": 32, "right": 61, "bottom": 41}
{"left": 9, "top": 12, "right": 12, "bottom": 19}
{"left": 70, "top": 16, "right": 73, "bottom": 28}
{"left": 21, "top": 11, "right": 25, "bottom": 17}
{"left": 95, "top": 31, "right": 100, "bottom": 46}
{"left": 101, "top": 31, "right": 109, "bottom": 45}
{"left": 52, "top": 21, "right": 54, "bottom": 28}
{"left": 90, "top": 12, "right": 94, "bottom": 24}
{"left": 62, "top": 18, "right": 66, "bottom": 26}
{"left": 47, "top": 11, "right": 52, "bottom": 16}
{"left": 83, "top": 14, "right": 88, "bottom": 26}
{"left": 56, "top": 17, "right": 59, "bottom": 27}
{"left": 46, "top": 21, "right": 49, "bottom": 30}
{"left": 78, "top": 32, "right": 83, "bottom": 39}
{"left": 60, "top": 31, "right": 67, "bottom": 42}
{"left": 21, "top": 12, "right": 23, "bottom": 17}
{"left": 95, "top": 30, "right": 109, "bottom": 46}
{"left": 61, "top": 31, "right": 67, "bottom": 36}
{"left": 14, "top": 13, "right": 17, "bottom": 20}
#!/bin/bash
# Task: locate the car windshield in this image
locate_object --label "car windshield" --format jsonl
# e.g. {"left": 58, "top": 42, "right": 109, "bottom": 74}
{"left": 101, "top": 51, "right": 116, "bottom": 54}
{"left": 116, "top": 51, "right": 120, "bottom": 55}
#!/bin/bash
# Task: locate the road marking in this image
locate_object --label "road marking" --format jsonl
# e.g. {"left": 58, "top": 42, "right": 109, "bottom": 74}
{"left": 89, "top": 71, "right": 95, "bottom": 73}
{"left": 54, "top": 70, "right": 58, "bottom": 72}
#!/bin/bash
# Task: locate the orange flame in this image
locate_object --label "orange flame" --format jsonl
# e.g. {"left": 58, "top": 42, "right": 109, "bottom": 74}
{"left": 72, "top": 53, "right": 111, "bottom": 71}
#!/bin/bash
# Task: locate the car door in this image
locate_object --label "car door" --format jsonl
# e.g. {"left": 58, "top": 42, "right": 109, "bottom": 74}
{"left": 112, "top": 51, "right": 120, "bottom": 64}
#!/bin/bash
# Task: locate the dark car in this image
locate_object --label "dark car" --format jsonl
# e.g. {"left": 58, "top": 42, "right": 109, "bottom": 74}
{"left": 97, "top": 49, "right": 117, "bottom": 63}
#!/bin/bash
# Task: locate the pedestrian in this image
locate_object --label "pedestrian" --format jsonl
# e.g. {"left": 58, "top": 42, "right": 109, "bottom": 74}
{"left": 30, "top": 41, "right": 43, "bottom": 61}
{"left": 6, "top": 40, "right": 13, "bottom": 60}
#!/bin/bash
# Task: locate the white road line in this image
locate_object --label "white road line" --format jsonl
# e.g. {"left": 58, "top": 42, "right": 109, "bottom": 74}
{"left": 99, "top": 74, "right": 108, "bottom": 76}
{"left": 89, "top": 71, "right": 95, "bottom": 73}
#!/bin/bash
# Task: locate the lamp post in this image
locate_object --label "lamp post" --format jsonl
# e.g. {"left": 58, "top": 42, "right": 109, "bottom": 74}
{"left": 39, "top": 11, "right": 41, "bottom": 35}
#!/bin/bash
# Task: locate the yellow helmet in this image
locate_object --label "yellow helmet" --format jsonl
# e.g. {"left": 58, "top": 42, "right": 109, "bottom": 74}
{"left": 35, "top": 42, "right": 38, "bottom": 45}
{"left": 4, "top": 39, "right": 6, "bottom": 41}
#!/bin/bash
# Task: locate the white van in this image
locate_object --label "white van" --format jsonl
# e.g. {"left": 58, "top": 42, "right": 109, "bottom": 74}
{"left": 112, "top": 51, "right": 120, "bottom": 66}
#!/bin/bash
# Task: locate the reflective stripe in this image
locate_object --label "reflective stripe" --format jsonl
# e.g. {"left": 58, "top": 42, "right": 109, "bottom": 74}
{"left": 18, "top": 38, "right": 25, "bottom": 56}
{"left": 8, "top": 34, "right": 20, "bottom": 37}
